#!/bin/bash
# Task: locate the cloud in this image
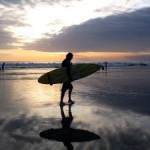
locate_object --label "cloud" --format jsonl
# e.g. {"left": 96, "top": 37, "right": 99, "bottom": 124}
{"left": 0, "top": 0, "right": 81, "bottom": 7}
{"left": 94, "top": 0, "right": 139, "bottom": 15}
{"left": 24, "top": 7, "right": 150, "bottom": 52}
{"left": 0, "top": 2, "right": 29, "bottom": 49}
{"left": 0, "top": 0, "right": 39, "bottom": 7}
{"left": 0, "top": 29, "right": 18, "bottom": 49}
{"left": 0, "top": 0, "right": 150, "bottom": 51}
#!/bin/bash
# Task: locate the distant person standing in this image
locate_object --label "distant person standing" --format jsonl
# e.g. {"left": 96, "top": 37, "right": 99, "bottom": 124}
{"left": 104, "top": 61, "right": 107, "bottom": 71}
{"left": 1, "top": 62, "right": 5, "bottom": 71}
{"left": 60, "top": 53, "right": 74, "bottom": 106}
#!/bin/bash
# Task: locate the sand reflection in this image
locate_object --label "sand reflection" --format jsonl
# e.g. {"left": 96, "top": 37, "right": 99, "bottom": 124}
{"left": 40, "top": 104, "right": 100, "bottom": 150}
{"left": 0, "top": 67, "right": 150, "bottom": 149}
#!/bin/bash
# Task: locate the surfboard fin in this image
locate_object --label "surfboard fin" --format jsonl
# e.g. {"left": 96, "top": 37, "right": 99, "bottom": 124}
{"left": 99, "top": 65, "right": 104, "bottom": 70}
{"left": 47, "top": 73, "right": 53, "bottom": 85}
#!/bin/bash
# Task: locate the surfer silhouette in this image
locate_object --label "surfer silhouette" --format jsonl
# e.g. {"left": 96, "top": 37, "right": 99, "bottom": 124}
{"left": 1, "top": 62, "right": 5, "bottom": 71}
{"left": 60, "top": 53, "right": 74, "bottom": 106}
{"left": 104, "top": 61, "right": 107, "bottom": 71}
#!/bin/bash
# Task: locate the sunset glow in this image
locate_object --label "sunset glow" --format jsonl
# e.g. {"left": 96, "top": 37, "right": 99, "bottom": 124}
{"left": 0, "top": 0, "right": 150, "bottom": 62}
{"left": 0, "top": 50, "right": 149, "bottom": 62}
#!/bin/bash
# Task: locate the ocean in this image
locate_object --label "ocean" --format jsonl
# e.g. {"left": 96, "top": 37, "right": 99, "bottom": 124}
{"left": 0, "top": 62, "right": 150, "bottom": 150}
{"left": 0, "top": 61, "right": 149, "bottom": 69}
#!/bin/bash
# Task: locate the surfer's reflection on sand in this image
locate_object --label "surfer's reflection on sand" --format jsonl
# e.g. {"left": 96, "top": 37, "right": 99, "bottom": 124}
{"left": 39, "top": 104, "right": 100, "bottom": 150}
{"left": 60, "top": 104, "right": 73, "bottom": 150}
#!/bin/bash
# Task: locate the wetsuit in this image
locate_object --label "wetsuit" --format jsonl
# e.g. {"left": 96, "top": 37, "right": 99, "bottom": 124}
{"left": 61, "top": 59, "right": 73, "bottom": 92}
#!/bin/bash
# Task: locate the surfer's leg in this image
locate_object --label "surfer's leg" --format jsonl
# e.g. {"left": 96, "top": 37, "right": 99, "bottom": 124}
{"left": 60, "top": 91, "right": 65, "bottom": 101}
{"left": 60, "top": 91, "right": 66, "bottom": 106}
{"left": 68, "top": 83, "right": 74, "bottom": 104}
{"left": 60, "top": 83, "right": 67, "bottom": 106}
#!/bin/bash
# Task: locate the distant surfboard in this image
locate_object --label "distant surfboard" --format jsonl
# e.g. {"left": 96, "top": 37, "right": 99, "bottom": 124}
{"left": 38, "top": 64, "right": 100, "bottom": 85}
{"left": 39, "top": 128, "right": 100, "bottom": 142}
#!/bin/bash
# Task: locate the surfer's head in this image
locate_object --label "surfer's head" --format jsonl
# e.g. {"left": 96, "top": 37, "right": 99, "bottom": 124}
{"left": 66, "top": 52, "right": 73, "bottom": 61}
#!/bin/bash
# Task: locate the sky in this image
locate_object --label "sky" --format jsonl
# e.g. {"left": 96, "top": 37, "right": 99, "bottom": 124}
{"left": 0, "top": 0, "right": 150, "bottom": 62}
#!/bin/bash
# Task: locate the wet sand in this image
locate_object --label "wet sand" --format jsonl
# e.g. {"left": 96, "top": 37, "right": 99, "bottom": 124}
{"left": 0, "top": 67, "right": 150, "bottom": 150}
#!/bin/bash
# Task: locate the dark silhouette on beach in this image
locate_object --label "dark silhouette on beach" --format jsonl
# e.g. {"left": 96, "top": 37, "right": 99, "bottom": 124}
{"left": 39, "top": 104, "right": 100, "bottom": 150}
{"left": 1, "top": 62, "right": 5, "bottom": 71}
{"left": 60, "top": 53, "right": 74, "bottom": 106}
{"left": 104, "top": 61, "right": 107, "bottom": 71}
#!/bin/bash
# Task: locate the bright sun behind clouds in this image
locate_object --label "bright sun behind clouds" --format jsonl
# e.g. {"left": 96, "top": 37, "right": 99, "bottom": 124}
{"left": 11, "top": 0, "right": 143, "bottom": 43}
{"left": 13, "top": 2, "right": 103, "bottom": 42}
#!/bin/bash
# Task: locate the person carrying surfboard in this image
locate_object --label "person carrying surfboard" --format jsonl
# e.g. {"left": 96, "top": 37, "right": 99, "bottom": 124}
{"left": 60, "top": 53, "right": 74, "bottom": 106}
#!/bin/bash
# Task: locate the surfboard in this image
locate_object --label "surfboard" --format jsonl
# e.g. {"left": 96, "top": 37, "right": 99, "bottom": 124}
{"left": 39, "top": 128, "right": 100, "bottom": 142}
{"left": 38, "top": 63, "right": 100, "bottom": 85}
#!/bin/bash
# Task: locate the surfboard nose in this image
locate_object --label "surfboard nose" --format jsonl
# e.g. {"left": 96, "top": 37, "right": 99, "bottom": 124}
{"left": 40, "top": 129, "right": 54, "bottom": 139}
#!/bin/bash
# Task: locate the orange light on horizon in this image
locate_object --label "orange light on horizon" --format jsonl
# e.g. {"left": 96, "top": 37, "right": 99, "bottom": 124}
{"left": 0, "top": 50, "right": 67, "bottom": 62}
{"left": 0, "top": 49, "right": 149, "bottom": 62}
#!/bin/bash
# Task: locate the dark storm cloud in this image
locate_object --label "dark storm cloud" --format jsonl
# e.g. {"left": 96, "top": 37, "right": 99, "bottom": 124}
{"left": 24, "top": 7, "right": 150, "bottom": 52}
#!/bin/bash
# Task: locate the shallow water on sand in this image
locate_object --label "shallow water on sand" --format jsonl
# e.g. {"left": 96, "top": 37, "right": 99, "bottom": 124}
{"left": 0, "top": 67, "right": 150, "bottom": 150}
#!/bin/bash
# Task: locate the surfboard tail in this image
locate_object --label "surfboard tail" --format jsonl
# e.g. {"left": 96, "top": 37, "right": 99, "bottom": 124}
{"left": 38, "top": 73, "right": 53, "bottom": 85}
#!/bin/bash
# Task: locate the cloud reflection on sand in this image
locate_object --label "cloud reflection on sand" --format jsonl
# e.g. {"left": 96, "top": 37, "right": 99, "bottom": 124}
{"left": 0, "top": 67, "right": 150, "bottom": 149}
{"left": 0, "top": 109, "right": 150, "bottom": 150}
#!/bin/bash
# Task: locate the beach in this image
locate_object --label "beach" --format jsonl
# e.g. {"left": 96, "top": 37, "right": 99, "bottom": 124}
{"left": 0, "top": 66, "right": 150, "bottom": 150}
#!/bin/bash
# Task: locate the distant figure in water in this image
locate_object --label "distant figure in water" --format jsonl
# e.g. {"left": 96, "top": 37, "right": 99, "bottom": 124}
{"left": 60, "top": 53, "right": 74, "bottom": 106}
{"left": 1, "top": 62, "right": 5, "bottom": 71}
{"left": 104, "top": 61, "right": 107, "bottom": 71}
